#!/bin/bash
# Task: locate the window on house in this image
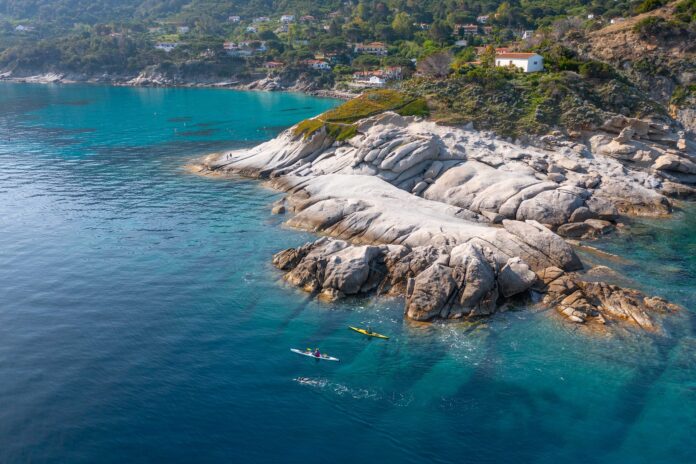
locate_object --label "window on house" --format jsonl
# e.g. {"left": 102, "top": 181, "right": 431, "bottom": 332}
{"left": 533, "top": 61, "right": 538, "bottom": 65}
{"left": 509, "top": 60, "right": 513, "bottom": 65}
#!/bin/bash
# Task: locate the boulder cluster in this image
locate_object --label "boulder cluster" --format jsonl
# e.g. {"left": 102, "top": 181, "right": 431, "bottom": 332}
{"left": 200, "top": 111, "right": 691, "bottom": 332}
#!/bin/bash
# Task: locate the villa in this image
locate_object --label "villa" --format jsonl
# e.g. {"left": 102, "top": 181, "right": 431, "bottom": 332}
{"left": 353, "top": 42, "right": 388, "bottom": 56}
{"left": 352, "top": 67, "right": 402, "bottom": 87}
{"left": 302, "top": 59, "right": 331, "bottom": 71}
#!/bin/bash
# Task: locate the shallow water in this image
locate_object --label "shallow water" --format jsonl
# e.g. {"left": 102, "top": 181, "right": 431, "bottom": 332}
{"left": 0, "top": 83, "right": 694, "bottom": 464}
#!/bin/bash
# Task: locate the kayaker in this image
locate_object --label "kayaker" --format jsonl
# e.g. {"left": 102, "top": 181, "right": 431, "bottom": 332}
{"left": 314, "top": 348, "right": 321, "bottom": 358}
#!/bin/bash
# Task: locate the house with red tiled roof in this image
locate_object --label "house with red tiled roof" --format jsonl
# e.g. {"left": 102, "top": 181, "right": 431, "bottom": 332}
{"left": 353, "top": 42, "right": 388, "bottom": 56}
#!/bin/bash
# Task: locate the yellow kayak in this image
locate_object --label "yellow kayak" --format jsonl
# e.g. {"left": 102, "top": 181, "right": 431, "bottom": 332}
{"left": 349, "top": 326, "right": 389, "bottom": 339}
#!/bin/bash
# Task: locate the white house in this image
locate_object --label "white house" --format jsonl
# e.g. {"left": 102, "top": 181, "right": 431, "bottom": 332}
{"left": 228, "top": 16, "right": 241, "bottom": 23}
{"left": 15, "top": 25, "right": 34, "bottom": 32}
{"left": 177, "top": 26, "right": 189, "bottom": 34}
{"left": 522, "top": 30, "right": 535, "bottom": 39}
{"left": 302, "top": 59, "right": 331, "bottom": 70}
{"left": 476, "top": 15, "right": 489, "bottom": 24}
{"left": 280, "top": 14, "right": 295, "bottom": 23}
{"left": 246, "top": 26, "right": 257, "bottom": 33}
{"left": 495, "top": 53, "right": 544, "bottom": 72}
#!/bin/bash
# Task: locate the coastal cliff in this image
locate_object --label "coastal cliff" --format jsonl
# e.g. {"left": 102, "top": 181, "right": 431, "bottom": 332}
{"left": 197, "top": 94, "right": 692, "bottom": 333}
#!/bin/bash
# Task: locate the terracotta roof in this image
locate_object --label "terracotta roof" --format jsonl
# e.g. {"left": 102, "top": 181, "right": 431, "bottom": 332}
{"left": 496, "top": 53, "right": 540, "bottom": 59}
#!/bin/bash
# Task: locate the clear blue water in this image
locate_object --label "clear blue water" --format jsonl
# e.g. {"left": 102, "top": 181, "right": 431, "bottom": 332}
{"left": 0, "top": 83, "right": 694, "bottom": 464}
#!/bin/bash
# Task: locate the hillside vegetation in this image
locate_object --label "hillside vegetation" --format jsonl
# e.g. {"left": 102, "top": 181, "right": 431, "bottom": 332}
{"left": 294, "top": 89, "right": 427, "bottom": 140}
{"left": 0, "top": 0, "right": 693, "bottom": 136}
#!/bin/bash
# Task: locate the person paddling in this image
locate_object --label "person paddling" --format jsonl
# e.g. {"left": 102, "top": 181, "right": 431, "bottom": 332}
{"left": 314, "top": 348, "right": 321, "bottom": 358}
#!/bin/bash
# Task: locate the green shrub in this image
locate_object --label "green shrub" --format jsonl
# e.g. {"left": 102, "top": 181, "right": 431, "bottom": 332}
{"left": 293, "top": 90, "right": 429, "bottom": 140}
{"left": 635, "top": 0, "right": 666, "bottom": 14}
{"left": 633, "top": 16, "right": 687, "bottom": 39}
{"left": 579, "top": 61, "right": 615, "bottom": 79}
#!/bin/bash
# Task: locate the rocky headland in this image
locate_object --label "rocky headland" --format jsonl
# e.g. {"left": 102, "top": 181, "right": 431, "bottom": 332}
{"left": 195, "top": 95, "right": 693, "bottom": 334}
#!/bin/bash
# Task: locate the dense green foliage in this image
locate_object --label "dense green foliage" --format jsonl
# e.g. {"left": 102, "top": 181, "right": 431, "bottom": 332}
{"left": 0, "top": 0, "right": 652, "bottom": 77}
{"left": 402, "top": 66, "right": 662, "bottom": 136}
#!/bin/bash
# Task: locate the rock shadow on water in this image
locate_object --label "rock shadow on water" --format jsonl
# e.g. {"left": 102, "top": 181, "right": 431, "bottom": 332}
{"left": 280, "top": 107, "right": 314, "bottom": 112}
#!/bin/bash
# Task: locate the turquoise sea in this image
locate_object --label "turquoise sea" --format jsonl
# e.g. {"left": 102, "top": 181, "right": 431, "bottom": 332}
{"left": 0, "top": 83, "right": 694, "bottom": 463}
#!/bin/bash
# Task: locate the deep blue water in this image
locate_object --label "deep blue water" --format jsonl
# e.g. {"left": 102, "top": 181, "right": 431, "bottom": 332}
{"left": 0, "top": 83, "right": 694, "bottom": 464}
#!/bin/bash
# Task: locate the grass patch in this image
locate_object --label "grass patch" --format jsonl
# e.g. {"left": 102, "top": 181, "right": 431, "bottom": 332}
{"left": 293, "top": 89, "right": 428, "bottom": 140}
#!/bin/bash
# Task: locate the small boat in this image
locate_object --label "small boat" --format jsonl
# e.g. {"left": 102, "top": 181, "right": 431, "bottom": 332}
{"left": 290, "top": 348, "right": 340, "bottom": 362}
{"left": 349, "top": 326, "right": 389, "bottom": 339}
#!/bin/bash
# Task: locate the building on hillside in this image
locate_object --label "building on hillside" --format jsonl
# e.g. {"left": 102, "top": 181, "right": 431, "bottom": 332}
{"left": 483, "top": 26, "right": 493, "bottom": 35}
{"left": 228, "top": 16, "right": 241, "bottom": 23}
{"left": 280, "top": 14, "right": 295, "bottom": 23}
{"left": 224, "top": 41, "right": 267, "bottom": 57}
{"left": 476, "top": 15, "right": 489, "bottom": 24}
{"left": 461, "top": 24, "right": 479, "bottom": 36}
{"left": 246, "top": 26, "right": 257, "bottom": 33}
{"left": 414, "top": 22, "right": 430, "bottom": 30}
{"left": 265, "top": 61, "right": 285, "bottom": 69}
{"left": 276, "top": 23, "right": 289, "bottom": 33}
{"left": 301, "top": 59, "right": 331, "bottom": 70}
{"left": 300, "top": 15, "right": 316, "bottom": 22}
{"left": 177, "top": 26, "right": 189, "bottom": 34}
{"left": 15, "top": 25, "right": 34, "bottom": 32}
{"left": 253, "top": 16, "right": 270, "bottom": 23}
{"left": 587, "top": 14, "right": 595, "bottom": 20}
{"left": 155, "top": 42, "right": 180, "bottom": 52}
{"left": 454, "top": 39, "right": 468, "bottom": 47}
{"left": 495, "top": 53, "right": 543, "bottom": 72}
{"left": 522, "top": 30, "right": 535, "bottom": 39}
{"left": 353, "top": 42, "right": 388, "bottom": 56}
{"left": 352, "top": 67, "right": 402, "bottom": 87}
{"left": 148, "top": 26, "right": 163, "bottom": 34}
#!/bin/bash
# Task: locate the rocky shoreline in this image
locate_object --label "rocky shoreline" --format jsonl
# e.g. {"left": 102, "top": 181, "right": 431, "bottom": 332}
{"left": 0, "top": 70, "right": 355, "bottom": 100}
{"left": 194, "top": 109, "right": 693, "bottom": 334}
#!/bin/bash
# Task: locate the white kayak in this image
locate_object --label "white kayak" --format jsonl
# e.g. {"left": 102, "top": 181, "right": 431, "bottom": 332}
{"left": 291, "top": 348, "right": 339, "bottom": 362}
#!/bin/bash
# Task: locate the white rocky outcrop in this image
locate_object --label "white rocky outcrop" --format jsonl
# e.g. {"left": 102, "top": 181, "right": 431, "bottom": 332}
{"left": 199, "top": 112, "right": 690, "bottom": 330}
